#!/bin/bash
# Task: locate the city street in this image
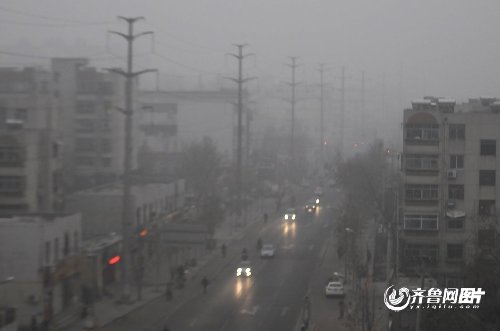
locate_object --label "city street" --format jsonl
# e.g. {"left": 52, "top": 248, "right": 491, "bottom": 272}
{"left": 97, "top": 188, "right": 342, "bottom": 331}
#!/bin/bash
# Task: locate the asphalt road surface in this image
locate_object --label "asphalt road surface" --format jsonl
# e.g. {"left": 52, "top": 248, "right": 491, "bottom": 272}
{"left": 100, "top": 187, "right": 342, "bottom": 331}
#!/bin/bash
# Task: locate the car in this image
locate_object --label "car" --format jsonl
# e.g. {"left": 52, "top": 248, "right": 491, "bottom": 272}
{"left": 283, "top": 208, "right": 296, "bottom": 222}
{"left": 325, "top": 281, "right": 345, "bottom": 297}
{"left": 304, "top": 199, "right": 317, "bottom": 213}
{"left": 236, "top": 261, "right": 252, "bottom": 277}
{"left": 314, "top": 196, "right": 320, "bottom": 206}
{"left": 260, "top": 244, "right": 275, "bottom": 258}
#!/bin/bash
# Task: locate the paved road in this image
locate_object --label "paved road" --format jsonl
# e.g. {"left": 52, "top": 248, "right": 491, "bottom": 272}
{"left": 100, "top": 188, "right": 341, "bottom": 331}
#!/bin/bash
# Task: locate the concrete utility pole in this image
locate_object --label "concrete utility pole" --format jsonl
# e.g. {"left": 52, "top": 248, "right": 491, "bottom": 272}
{"left": 361, "top": 70, "right": 365, "bottom": 142}
{"left": 286, "top": 56, "right": 301, "bottom": 171}
{"left": 226, "top": 44, "right": 255, "bottom": 218}
{"left": 318, "top": 64, "right": 326, "bottom": 162}
{"left": 108, "top": 16, "right": 156, "bottom": 302}
{"left": 339, "top": 66, "right": 345, "bottom": 157}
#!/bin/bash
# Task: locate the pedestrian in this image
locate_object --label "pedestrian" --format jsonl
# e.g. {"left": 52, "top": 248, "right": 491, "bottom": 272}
{"left": 201, "top": 276, "right": 209, "bottom": 294}
{"left": 347, "top": 301, "right": 353, "bottom": 321}
{"left": 221, "top": 243, "right": 227, "bottom": 258}
{"left": 166, "top": 281, "right": 173, "bottom": 301}
{"left": 338, "top": 300, "right": 344, "bottom": 319}
{"left": 30, "top": 315, "right": 37, "bottom": 331}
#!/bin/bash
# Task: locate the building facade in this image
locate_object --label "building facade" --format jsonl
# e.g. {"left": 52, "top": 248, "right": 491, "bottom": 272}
{"left": 51, "top": 58, "right": 134, "bottom": 192}
{"left": 0, "top": 67, "right": 63, "bottom": 213}
{"left": 401, "top": 96, "right": 500, "bottom": 286}
{"left": 0, "top": 213, "right": 82, "bottom": 328}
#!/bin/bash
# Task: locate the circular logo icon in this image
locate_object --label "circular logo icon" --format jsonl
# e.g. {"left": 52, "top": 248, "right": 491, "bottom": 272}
{"left": 384, "top": 285, "right": 411, "bottom": 311}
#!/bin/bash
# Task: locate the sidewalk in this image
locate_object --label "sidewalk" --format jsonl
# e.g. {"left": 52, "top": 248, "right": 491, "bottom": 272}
{"left": 61, "top": 198, "right": 275, "bottom": 331}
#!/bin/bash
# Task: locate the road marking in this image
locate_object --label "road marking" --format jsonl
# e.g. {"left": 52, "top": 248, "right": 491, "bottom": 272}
{"left": 241, "top": 305, "right": 259, "bottom": 315}
{"left": 280, "top": 306, "right": 289, "bottom": 316}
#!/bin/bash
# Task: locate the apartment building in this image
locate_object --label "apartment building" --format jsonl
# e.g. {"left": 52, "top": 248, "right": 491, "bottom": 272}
{"left": 0, "top": 67, "right": 63, "bottom": 213}
{"left": 139, "top": 89, "right": 239, "bottom": 159}
{"left": 0, "top": 213, "right": 82, "bottom": 328}
{"left": 401, "top": 96, "right": 500, "bottom": 286}
{"left": 51, "top": 58, "right": 133, "bottom": 191}
{"left": 136, "top": 101, "right": 178, "bottom": 178}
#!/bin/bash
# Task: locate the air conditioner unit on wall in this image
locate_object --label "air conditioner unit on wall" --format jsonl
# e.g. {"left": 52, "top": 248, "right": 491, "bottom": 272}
{"left": 447, "top": 170, "right": 457, "bottom": 179}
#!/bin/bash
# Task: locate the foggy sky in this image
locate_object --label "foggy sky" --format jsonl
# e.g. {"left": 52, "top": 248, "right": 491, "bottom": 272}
{"left": 1, "top": 0, "right": 500, "bottom": 147}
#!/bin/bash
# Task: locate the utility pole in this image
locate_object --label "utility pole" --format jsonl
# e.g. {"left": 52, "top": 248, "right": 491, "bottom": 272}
{"left": 318, "top": 64, "right": 326, "bottom": 163}
{"left": 286, "top": 56, "right": 300, "bottom": 174}
{"left": 339, "top": 66, "right": 345, "bottom": 157}
{"left": 108, "top": 16, "right": 156, "bottom": 303}
{"left": 361, "top": 70, "right": 365, "bottom": 142}
{"left": 226, "top": 44, "right": 255, "bottom": 219}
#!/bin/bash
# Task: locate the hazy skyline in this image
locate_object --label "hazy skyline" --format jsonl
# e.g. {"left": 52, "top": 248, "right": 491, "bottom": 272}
{"left": 1, "top": 0, "right": 499, "bottom": 150}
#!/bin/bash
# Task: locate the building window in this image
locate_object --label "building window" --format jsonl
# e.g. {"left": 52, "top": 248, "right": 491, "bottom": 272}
{"left": 447, "top": 217, "right": 465, "bottom": 230}
{"left": 101, "top": 139, "right": 111, "bottom": 153}
{"left": 45, "top": 241, "right": 51, "bottom": 265}
{"left": 75, "top": 138, "right": 95, "bottom": 152}
{"left": 0, "top": 147, "right": 24, "bottom": 166}
{"left": 480, "top": 139, "right": 496, "bottom": 156}
{"left": 406, "top": 154, "right": 438, "bottom": 170}
{"left": 405, "top": 184, "right": 439, "bottom": 200}
{"left": 449, "top": 155, "right": 464, "bottom": 169}
{"left": 405, "top": 124, "right": 439, "bottom": 140}
{"left": 404, "top": 214, "right": 438, "bottom": 230}
{"left": 101, "top": 157, "right": 112, "bottom": 167}
{"left": 478, "top": 200, "right": 495, "bottom": 216}
{"left": 14, "top": 108, "right": 27, "bottom": 121}
{"left": 76, "top": 100, "right": 96, "bottom": 114}
{"left": 75, "top": 119, "right": 96, "bottom": 133}
{"left": 404, "top": 244, "right": 438, "bottom": 264}
{"left": 479, "top": 170, "right": 496, "bottom": 186}
{"left": 0, "top": 176, "right": 25, "bottom": 194}
{"left": 75, "top": 157, "right": 94, "bottom": 166}
{"left": 447, "top": 244, "right": 464, "bottom": 260}
{"left": 449, "top": 124, "right": 465, "bottom": 140}
{"left": 448, "top": 184, "right": 464, "bottom": 200}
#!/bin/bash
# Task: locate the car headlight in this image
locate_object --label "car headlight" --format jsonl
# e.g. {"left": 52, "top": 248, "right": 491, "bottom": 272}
{"left": 316, "top": 198, "right": 319, "bottom": 204}
{"left": 285, "top": 214, "right": 288, "bottom": 220}
{"left": 245, "top": 268, "right": 251, "bottom": 272}
{"left": 292, "top": 214, "right": 296, "bottom": 220}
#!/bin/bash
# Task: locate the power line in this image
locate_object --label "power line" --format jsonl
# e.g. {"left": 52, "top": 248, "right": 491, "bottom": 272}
{"left": 0, "top": 5, "right": 112, "bottom": 25}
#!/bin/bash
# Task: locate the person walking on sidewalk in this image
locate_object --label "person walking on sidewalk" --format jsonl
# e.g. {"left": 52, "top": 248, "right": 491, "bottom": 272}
{"left": 338, "top": 299, "right": 345, "bottom": 319}
{"left": 201, "top": 276, "right": 210, "bottom": 294}
{"left": 166, "top": 281, "right": 173, "bottom": 301}
{"left": 221, "top": 243, "right": 227, "bottom": 258}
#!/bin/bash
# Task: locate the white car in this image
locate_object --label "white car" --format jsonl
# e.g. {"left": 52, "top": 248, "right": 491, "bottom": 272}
{"left": 260, "top": 244, "right": 275, "bottom": 258}
{"left": 325, "top": 281, "right": 345, "bottom": 297}
{"left": 236, "top": 261, "right": 252, "bottom": 277}
{"left": 284, "top": 208, "right": 297, "bottom": 222}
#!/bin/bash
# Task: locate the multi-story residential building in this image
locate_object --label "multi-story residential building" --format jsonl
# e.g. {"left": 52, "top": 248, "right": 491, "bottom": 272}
{"left": 139, "top": 89, "right": 239, "bottom": 159}
{"left": 0, "top": 67, "right": 63, "bottom": 213}
{"left": 0, "top": 213, "right": 82, "bottom": 329}
{"left": 401, "top": 96, "right": 500, "bottom": 286}
{"left": 51, "top": 58, "right": 131, "bottom": 191}
{"left": 136, "top": 101, "right": 178, "bottom": 178}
